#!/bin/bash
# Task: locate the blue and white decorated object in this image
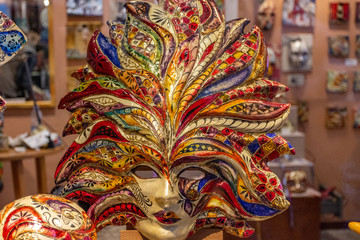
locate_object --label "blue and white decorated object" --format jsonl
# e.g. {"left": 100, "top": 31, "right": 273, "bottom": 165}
{"left": 0, "top": 11, "right": 27, "bottom": 66}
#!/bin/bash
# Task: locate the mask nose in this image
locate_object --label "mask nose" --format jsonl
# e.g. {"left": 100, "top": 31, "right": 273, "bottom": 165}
{"left": 155, "top": 180, "right": 179, "bottom": 209}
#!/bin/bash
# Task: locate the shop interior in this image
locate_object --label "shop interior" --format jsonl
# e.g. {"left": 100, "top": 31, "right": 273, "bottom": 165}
{"left": 0, "top": 0, "right": 360, "bottom": 239}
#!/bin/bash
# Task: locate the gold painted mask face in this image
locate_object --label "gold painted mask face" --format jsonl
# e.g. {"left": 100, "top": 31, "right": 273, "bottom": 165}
{"left": 55, "top": 0, "right": 294, "bottom": 239}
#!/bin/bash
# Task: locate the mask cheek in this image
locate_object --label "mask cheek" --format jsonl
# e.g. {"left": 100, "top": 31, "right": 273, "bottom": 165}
{"left": 177, "top": 178, "right": 197, "bottom": 215}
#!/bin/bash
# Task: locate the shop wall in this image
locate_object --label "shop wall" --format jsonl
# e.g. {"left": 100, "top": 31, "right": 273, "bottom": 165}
{"left": 237, "top": 0, "right": 360, "bottom": 221}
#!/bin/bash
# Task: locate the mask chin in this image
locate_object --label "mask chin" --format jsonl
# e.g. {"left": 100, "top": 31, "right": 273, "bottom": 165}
{"left": 135, "top": 216, "right": 190, "bottom": 240}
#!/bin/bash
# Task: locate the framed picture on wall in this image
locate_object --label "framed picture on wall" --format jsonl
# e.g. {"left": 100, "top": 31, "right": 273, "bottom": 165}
{"left": 329, "top": 2, "right": 349, "bottom": 25}
{"left": 327, "top": 70, "right": 348, "bottom": 93}
{"left": 282, "top": 34, "right": 313, "bottom": 72}
{"left": 328, "top": 35, "right": 350, "bottom": 58}
{"left": 67, "top": 0, "right": 103, "bottom": 16}
{"left": 326, "top": 106, "right": 347, "bottom": 129}
{"left": 282, "top": 0, "right": 316, "bottom": 27}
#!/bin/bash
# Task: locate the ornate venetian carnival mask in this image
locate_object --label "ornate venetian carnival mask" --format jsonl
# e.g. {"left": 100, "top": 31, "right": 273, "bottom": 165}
{"left": 53, "top": 0, "right": 294, "bottom": 239}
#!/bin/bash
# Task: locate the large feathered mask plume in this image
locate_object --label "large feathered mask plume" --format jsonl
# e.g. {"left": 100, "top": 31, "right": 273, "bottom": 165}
{"left": 55, "top": 0, "right": 294, "bottom": 239}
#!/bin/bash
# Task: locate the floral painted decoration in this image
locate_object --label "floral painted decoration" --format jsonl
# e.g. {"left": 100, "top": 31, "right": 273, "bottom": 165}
{"left": 0, "top": 194, "right": 96, "bottom": 240}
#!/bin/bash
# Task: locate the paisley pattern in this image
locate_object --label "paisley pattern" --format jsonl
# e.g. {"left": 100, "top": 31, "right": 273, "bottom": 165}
{"left": 0, "top": 11, "right": 27, "bottom": 65}
{"left": 54, "top": 0, "right": 294, "bottom": 239}
{"left": 0, "top": 194, "right": 96, "bottom": 240}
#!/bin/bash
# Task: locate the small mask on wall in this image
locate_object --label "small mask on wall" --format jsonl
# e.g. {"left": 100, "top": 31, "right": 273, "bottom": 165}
{"left": 282, "top": 34, "right": 313, "bottom": 72}
{"left": 328, "top": 35, "right": 350, "bottom": 58}
{"left": 327, "top": 70, "right": 348, "bottom": 93}
{"left": 285, "top": 170, "right": 308, "bottom": 193}
{"left": 329, "top": 3, "right": 350, "bottom": 25}
{"left": 326, "top": 106, "right": 348, "bottom": 129}
{"left": 282, "top": 0, "right": 316, "bottom": 27}
{"left": 257, "top": 0, "right": 275, "bottom": 30}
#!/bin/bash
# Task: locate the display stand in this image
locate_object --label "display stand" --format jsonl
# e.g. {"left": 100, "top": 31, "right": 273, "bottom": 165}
{"left": 0, "top": 146, "right": 64, "bottom": 198}
{"left": 120, "top": 229, "right": 223, "bottom": 240}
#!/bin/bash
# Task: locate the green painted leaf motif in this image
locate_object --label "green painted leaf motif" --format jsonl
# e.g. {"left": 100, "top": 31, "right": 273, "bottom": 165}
{"left": 98, "top": 79, "right": 126, "bottom": 90}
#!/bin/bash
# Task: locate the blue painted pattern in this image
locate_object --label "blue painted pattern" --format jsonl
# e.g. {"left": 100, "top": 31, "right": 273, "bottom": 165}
{"left": 97, "top": 32, "right": 122, "bottom": 69}
{"left": 0, "top": 30, "right": 26, "bottom": 55}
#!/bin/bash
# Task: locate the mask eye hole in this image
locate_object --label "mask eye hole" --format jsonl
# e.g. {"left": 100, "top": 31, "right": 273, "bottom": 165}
{"left": 132, "top": 165, "right": 159, "bottom": 179}
{"left": 179, "top": 168, "right": 206, "bottom": 180}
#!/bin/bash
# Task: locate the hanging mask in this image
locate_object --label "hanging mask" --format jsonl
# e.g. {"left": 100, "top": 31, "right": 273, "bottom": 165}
{"left": 53, "top": 0, "right": 294, "bottom": 239}
{"left": 257, "top": 0, "right": 275, "bottom": 30}
{"left": 285, "top": 170, "right": 308, "bottom": 193}
{"left": 288, "top": 38, "right": 310, "bottom": 69}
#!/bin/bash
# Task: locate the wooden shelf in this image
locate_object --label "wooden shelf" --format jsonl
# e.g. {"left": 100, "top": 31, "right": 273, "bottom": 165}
{"left": 0, "top": 145, "right": 64, "bottom": 199}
